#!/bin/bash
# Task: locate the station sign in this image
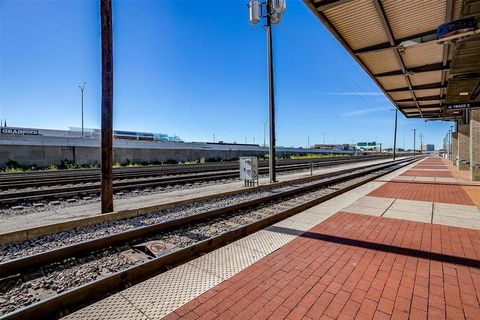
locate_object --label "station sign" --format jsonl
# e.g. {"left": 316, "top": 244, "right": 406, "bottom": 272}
{"left": 445, "top": 102, "right": 480, "bottom": 110}
{"left": 0, "top": 128, "right": 39, "bottom": 135}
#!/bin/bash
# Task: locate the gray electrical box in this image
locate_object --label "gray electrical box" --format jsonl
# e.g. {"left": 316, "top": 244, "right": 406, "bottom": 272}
{"left": 240, "top": 156, "right": 258, "bottom": 186}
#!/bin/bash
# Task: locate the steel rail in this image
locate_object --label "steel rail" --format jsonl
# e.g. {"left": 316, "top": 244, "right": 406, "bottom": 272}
{"left": 0, "top": 156, "right": 388, "bottom": 184}
{"left": 0, "top": 157, "right": 390, "bottom": 204}
{"left": 0, "top": 156, "right": 420, "bottom": 320}
{"left": 0, "top": 159, "right": 345, "bottom": 189}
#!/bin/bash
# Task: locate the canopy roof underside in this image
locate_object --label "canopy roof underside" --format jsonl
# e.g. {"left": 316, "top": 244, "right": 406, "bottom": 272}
{"left": 304, "top": 0, "right": 480, "bottom": 121}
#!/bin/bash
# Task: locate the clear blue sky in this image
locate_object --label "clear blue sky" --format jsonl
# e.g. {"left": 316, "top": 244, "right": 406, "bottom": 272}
{"left": 0, "top": 0, "right": 452, "bottom": 149}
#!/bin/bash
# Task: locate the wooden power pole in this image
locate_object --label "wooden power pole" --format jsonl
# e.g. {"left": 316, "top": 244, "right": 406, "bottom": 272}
{"left": 100, "top": 0, "right": 114, "bottom": 213}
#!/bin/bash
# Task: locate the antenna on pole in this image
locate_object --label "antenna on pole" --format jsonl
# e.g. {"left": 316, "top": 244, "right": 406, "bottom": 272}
{"left": 248, "top": 0, "right": 286, "bottom": 183}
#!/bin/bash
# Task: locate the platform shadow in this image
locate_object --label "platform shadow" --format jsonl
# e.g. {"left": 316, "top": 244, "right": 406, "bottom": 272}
{"left": 268, "top": 225, "right": 480, "bottom": 268}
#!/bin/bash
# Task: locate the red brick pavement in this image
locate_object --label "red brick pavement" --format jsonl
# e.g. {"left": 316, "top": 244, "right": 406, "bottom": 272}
{"left": 368, "top": 182, "right": 474, "bottom": 205}
{"left": 412, "top": 157, "right": 450, "bottom": 170}
{"left": 412, "top": 165, "right": 449, "bottom": 170}
{"left": 400, "top": 170, "right": 454, "bottom": 178}
{"left": 164, "top": 212, "right": 480, "bottom": 320}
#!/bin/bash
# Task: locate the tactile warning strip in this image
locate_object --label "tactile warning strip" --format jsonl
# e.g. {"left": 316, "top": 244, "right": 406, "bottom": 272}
{"left": 65, "top": 263, "right": 223, "bottom": 320}
{"left": 64, "top": 293, "right": 149, "bottom": 320}
{"left": 124, "top": 264, "right": 223, "bottom": 319}
{"left": 190, "top": 243, "right": 267, "bottom": 281}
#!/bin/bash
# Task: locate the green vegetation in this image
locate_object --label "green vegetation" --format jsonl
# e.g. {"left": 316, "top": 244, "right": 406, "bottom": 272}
{"left": 1, "top": 152, "right": 358, "bottom": 173}
{"left": 0, "top": 156, "right": 240, "bottom": 173}
{"left": 59, "top": 160, "right": 100, "bottom": 170}
{"left": 289, "top": 153, "right": 347, "bottom": 160}
{"left": 1, "top": 159, "right": 100, "bottom": 173}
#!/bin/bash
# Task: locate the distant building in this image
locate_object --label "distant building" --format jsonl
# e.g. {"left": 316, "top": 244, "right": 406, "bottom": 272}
{"left": 0, "top": 126, "right": 183, "bottom": 142}
{"left": 313, "top": 144, "right": 340, "bottom": 150}
{"left": 312, "top": 144, "right": 353, "bottom": 151}
{"left": 421, "top": 144, "right": 435, "bottom": 152}
{"left": 356, "top": 141, "right": 380, "bottom": 151}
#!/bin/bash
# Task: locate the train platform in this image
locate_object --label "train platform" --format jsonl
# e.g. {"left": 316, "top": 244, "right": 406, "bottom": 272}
{"left": 64, "top": 156, "right": 480, "bottom": 320}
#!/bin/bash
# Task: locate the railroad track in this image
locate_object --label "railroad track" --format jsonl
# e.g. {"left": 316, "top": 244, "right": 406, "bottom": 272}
{"left": 0, "top": 156, "right": 420, "bottom": 320}
{"left": 0, "top": 156, "right": 389, "bottom": 205}
{"left": 0, "top": 156, "right": 388, "bottom": 190}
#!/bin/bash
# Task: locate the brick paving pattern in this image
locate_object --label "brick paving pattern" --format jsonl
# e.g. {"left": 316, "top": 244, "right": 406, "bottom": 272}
{"left": 413, "top": 165, "right": 449, "bottom": 170}
{"left": 400, "top": 170, "right": 453, "bottom": 178}
{"left": 368, "top": 181, "right": 474, "bottom": 205}
{"left": 164, "top": 212, "right": 480, "bottom": 320}
{"left": 463, "top": 186, "right": 480, "bottom": 207}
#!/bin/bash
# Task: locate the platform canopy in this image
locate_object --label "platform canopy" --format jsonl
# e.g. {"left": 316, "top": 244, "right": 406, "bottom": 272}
{"left": 304, "top": 0, "right": 480, "bottom": 121}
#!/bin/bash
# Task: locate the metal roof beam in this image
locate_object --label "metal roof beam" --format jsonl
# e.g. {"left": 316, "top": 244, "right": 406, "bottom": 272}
{"left": 395, "top": 95, "right": 445, "bottom": 102}
{"left": 386, "top": 82, "right": 448, "bottom": 92}
{"left": 314, "top": 0, "right": 354, "bottom": 11}
{"left": 400, "top": 104, "right": 442, "bottom": 110}
{"left": 353, "top": 30, "right": 438, "bottom": 55}
{"left": 441, "top": 0, "right": 453, "bottom": 100}
{"left": 375, "top": 62, "right": 450, "bottom": 77}
{"left": 371, "top": 0, "right": 423, "bottom": 117}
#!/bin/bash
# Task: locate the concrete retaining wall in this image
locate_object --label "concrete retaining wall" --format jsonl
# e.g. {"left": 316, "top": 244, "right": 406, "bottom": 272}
{"left": 0, "top": 136, "right": 353, "bottom": 167}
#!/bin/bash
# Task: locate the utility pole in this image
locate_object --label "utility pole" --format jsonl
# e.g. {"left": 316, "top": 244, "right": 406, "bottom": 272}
{"left": 100, "top": 0, "right": 114, "bottom": 213}
{"left": 307, "top": 134, "right": 310, "bottom": 149}
{"left": 213, "top": 134, "right": 215, "bottom": 143}
{"left": 249, "top": 0, "right": 285, "bottom": 183}
{"left": 266, "top": 1, "right": 276, "bottom": 182}
{"left": 392, "top": 109, "right": 398, "bottom": 161}
{"left": 412, "top": 129, "right": 417, "bottom": 157}
{"left": 322, "top": 132, "right": 326, "bottom": 145}
{"left": 78, "top": 82, "right": 87, "bottom": 137}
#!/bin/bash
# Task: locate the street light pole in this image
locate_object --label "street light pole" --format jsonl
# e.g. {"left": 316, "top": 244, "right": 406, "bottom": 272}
{"left": 412, "top": 129, "right": 417, "bottom": 157}
{"left": 392, "top": 109, "right": 398, "bottom": 161}
{"left": 447, "top": 129, "right": 451, "bottom": 159}
{"left": 78, "top": 82, "right": 86, "bottom": 138}
{"left": 450, "top": 125, "right": 454, "bottom": 160}
{"left": 419, "top": 134, "right": 423, "bottom": 154}
{"left": 260, "top": 120, "right": 266, "bottom": 147}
